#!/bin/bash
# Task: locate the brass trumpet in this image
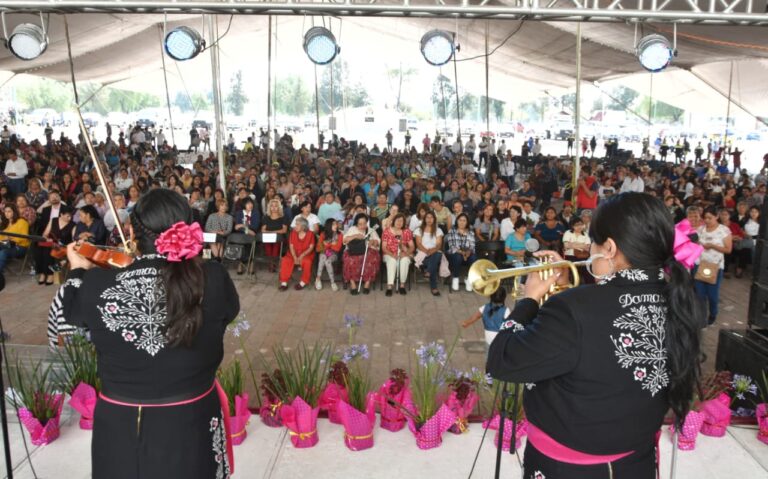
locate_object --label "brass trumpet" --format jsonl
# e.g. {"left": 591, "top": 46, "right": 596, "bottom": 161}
{"left": 467, "top": 258, "right": 592, "bottom": 300}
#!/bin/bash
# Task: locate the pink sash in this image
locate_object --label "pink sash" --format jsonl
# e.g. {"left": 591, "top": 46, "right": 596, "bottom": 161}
{"left": 527, "top": 422, "right": 633, "bottom": 465}
{"left": 99, "top": 380, "right": 235, "bottom": 474}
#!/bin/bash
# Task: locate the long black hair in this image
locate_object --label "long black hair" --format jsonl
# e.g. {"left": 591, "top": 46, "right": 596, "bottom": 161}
{"left": 130, "top": 189, "right": 204, "bottom": 348}
{"left": 590, "top": 192, "right": 704, "bottom": 429}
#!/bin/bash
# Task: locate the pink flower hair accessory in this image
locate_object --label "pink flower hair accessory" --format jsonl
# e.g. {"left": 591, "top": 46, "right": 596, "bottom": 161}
{"left": 154, "top": 221, "right": 203, "bottom": 262}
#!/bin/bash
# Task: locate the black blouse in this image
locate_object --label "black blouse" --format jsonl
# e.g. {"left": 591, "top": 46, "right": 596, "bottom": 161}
{"left": 487, "top": 268, "right": 670, "bottom": 456}
{"left": 61, "top": 255, "right": 239, "bottom": 401}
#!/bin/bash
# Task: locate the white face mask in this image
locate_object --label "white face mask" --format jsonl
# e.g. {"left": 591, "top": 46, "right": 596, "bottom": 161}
{"left": 586, "top": 253, "right": 615, "bottom": 281}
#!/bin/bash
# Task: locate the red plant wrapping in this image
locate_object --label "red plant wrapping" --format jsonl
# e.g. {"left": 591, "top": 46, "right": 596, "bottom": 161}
{"left": 69, "top": 382, "right": 97, "bottom": 430}
{"left": 376, "top": 378, "right": 412, "bottom": 432}
{"left": 671, "top": 410, "right": 705, "bottom": 451}
{"left": 482, "top": 414, "right": 528, "bottom": 451}
{"left": 227, "top": 393, "right": 251, "bottom": 446}
{"left": 700, "top": 392, "right": 731, "bottom": 437}
{"left": 337, "top": 394, "right": 376, "bottom": 451}
{"left": 319, "top": 383, "right": 349, "bottom": 425}
{"left": 18, "top": 394, "right": 64, "bottom": 446}
{"left": 756, "top": 403, "right": 768, "bottom": 446}
{"left": 259, "top": 395, "right": 283, "bottom": 428}
{"left": 280, "top": 396, "right": 320, "bottom": 448}
{"left": 404, "top": 398, "right": 458, "bottom": 450}
{"left": 446, "top": 390, "right": 479, "bottom": 435}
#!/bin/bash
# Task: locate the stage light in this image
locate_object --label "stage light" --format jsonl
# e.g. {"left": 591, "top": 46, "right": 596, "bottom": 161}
{"left": 636, "top": 34, "right": 673, "bottom": 73}
{"left": 1, "top": 12, "right": 49, "bottom": 61}
{"left": 303, "top": 27, "right": 340, "bottom": 65}
{"left": 420, "top": 30, "right": 456, "bottom": 67}
{"left": 164, "top": 26, "right": 206, "bottom": 61}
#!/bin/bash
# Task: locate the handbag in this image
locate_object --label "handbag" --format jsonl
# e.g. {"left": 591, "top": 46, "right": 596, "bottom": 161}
{"left": 223, "top": 244, "right": 244, "bottom": 261}
{"left": 694, "top": 260, "right": 720, "bottom": 285}
{"left": 346, "top": 238, "right": 366, "bottom": 256}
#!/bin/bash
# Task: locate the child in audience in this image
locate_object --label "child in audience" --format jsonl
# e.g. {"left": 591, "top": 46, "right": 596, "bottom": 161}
{"left": 461, "top": 287, "right": 522, "bottom": 346}
{"left": 316, "top": 218, "right": 343, "bottom": 291}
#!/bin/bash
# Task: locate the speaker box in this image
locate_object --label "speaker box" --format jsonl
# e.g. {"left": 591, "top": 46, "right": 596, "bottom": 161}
{"left": 715, "top": 329, "right": 768, "bottom": 403}
{"left": 760, "top": 196, "right": 768, "bottom": 240}
{"left": 752, "top": 239, "right": 768, "bottom": 283}
{"left": 748, "top": 282, "right": 768, "bottom": 329}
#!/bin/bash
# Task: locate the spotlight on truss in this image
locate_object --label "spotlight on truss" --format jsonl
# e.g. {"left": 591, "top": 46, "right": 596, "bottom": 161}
{"left": 636, "top": 34, "right": 674, "bottom": 73}
{"left": 2, "top": 13, "right": 48, "bottom": 61}
{"left": 420, "top": 30, "right": 457, "bottom": 67}
{"left": 164, "top": 26, "right": 206, "bottom": 61}
{"left": 303, "top": 26, "right": 340, "bottom": 65}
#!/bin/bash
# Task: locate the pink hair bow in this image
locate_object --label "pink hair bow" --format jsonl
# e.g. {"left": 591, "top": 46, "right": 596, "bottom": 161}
{"left": 673, "top": 219, "right": 704, "bottom": 270}
{"left": 155, "top": 221, "right": 203, "bottom": 262}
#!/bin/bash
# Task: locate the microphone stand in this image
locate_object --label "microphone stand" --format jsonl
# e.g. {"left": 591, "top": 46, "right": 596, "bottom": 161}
{"left": 494, "top": 382, "right": 522, "bottom": 479}
{"left": 0, "top": 321, "right": 12, "bottom": 479}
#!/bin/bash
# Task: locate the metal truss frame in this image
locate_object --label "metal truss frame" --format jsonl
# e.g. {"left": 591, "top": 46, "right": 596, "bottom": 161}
{"left": 0, "top": 0, "right": 767, "bottom": 26}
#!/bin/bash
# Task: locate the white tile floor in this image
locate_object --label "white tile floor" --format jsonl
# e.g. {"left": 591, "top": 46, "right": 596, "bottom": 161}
{"left": 2, "top": 406, "right": 767, "bottom": 479}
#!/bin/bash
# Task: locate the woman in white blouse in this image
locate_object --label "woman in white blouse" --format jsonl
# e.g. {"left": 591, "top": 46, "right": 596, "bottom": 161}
{"left": 414, "top": 211, "right": 444, "bottom": 296}
{"left": 694, "top": 206, "right": 733, "bottom": 326}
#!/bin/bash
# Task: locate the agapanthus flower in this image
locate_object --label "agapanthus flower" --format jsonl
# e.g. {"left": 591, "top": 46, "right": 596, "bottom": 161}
{"left": 341, "top": 344, "right": 370, "bottom": 363}
{"left": 732, "top": 374, "right": 758, "bottom": 400}
{"left": 415, "top": 342, "right": 447, "bottom": 367}
{"left": 343, "top": 314, "right": 363, "bottom": 329}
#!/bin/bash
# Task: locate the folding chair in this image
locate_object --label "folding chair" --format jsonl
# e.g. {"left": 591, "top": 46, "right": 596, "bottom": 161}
{"left": 223, "top": 233, "right": 257, "bottom": 282}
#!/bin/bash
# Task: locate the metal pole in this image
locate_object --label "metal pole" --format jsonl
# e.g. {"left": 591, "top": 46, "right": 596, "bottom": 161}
{"left": 571, "top": 22, "right": 582, "bottom": 206}
{"left": 207, "top": 14, "right": 226, "bottom": 191}
{"left": 723, "top": 60, "right": 734, "bottom": 150}
{"left": 330, "top": 63, "right": 335, "bottom": 136}
{"left": 453, "top": 56, "right": 461, "bottom": 140}
{"left": 267, "top": 15, "right": 272, "bottom": 162}
{"left": 158, "top": 23, "right": 175, "bottom": 146}
{"left": 314, "top": 64, "right": 321, "bottom": 147}
{"left": 485, "top": 20, "right": 490, "bottom": 135}
{"left": 648, "top": 73, "right": 654, "bottom": 137}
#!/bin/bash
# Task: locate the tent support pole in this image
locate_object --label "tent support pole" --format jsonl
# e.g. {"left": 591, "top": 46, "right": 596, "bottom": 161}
{"left": 571, "top": 22, "right": 582, "bottom": 206}
{"left": 158, "top": 23, "right": 175, "bottom": 146}
{"left": 207, "top": 14, "right": 226, "bottom": 191}
{"left": 267, "top": 15, "right": 272, "bottom": 161}
{"left": 314, "top": 65, "right": 321, "bottom": 147}
{"left": 724, "top": 60, "right": 733, "bottom": 149}
{"left": 484, "top": 20, "right": 490, "bottom": 137}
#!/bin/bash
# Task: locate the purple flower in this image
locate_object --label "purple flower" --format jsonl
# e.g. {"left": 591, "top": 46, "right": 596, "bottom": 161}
{"left": 415, "top": 342, "right": 447, "bottom": 367}
{"left": 344, "top": 314, "right": 363, "bottom": 329}
{"left": 732, "top": 374, "right": 758, "bottom": 400}
{"left": 341, "top": 344, "right": 370, "bottom": 363}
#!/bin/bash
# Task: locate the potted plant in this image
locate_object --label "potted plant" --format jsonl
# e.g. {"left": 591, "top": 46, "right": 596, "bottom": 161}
{"left": 481, "top": 380, "right": 528, "bottom": 451}
{"left": 10, "top": 358, "right": 64, "bottom": 446}
{"left": 730, "top": 373, "right": 766, "bottom": 446}
{"left": 56, "top": 334, "right": 100, "bottom": 430}
{"left": 445, "top": 369, "right": 481, "bottom": 435}
{"left": 217, "top": 359, "right": 251, "bottom": 446}
{"left": 673, "top": 371, "right": 731, "bottom": 450}
{"left": 262, "top": 343, "right": 331, "bottom": 448}
{"left": 336, "top": 344, "right": 375, "bottom": 451}
{"left": 403, "top": 341, "right": 458, "bottom": 450}
{"left": 227, "top": 313, "right": 261, "bottom": 409}
{"left": 376, "top": 368, "right": 411, "bottom": 432}
{"left": 756, "top": 372, "right": 768, "bottom": 445}
{"left": 319, "top": 361, "right": 350, "bottom": 424}
{"left": 699, "top": 370, "right": 733, "bottom": 437}
{"left": 258, "top": 369, "right": 285, "bottom": 427}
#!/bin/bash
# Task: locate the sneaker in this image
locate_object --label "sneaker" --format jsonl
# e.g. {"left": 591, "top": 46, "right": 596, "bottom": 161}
{"left": 465, "top": 277, "right": 473, "bottom": 292}
{"left": 295, "top": 282, "right": 306, "bottom": 291}
{"left": 315, "top": 278, "right": 323, "bottom": 290}
{"left": 278, "top": 283, "right": 288, "bottom": 291}
{"left": 451, "top": 278, "right": 460, "bottom": 291}
{"left": 385, "top": 289, "right": 393, "bottom": 297}
{"left": 331, "top": 282, "right": 339, "bottom": 292}
{"left": 398, "top": 287, "right": 407, "bottom": 295}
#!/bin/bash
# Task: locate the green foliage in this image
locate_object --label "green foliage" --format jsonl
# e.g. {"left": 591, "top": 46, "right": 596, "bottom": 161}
{"left": 174, "top": 91, "right": 211, "bottom": 113}
{"left": 225, "top": 70, "right": 248, "bottom": 116}
{"left": 275, "top": 76, "right": 312, "bottom": 116}
{"left": 217, "top": 359, "right": 244, "bottom": 414}
{"left": 431, "top": 74, "right": 455, "bottom": 120}
{"left": 261, "top": 343, "right": 332, "bottom": 407}
{"left": 605, "top": 86, "right": 640, "bottom": 111}
{"left": 10, "top": 358, "right": 60, "bottom": 423}
{"left": 410, "top": 333, "right": 460, "bottom": 427}
{"left": 17, "top": 78, "right": 72, "bottom": 112}
{"left": 518, "top": 98, "right": 547, "bottom": 123}
{"left": 637, "top": 95, "right": 685, "bottom": 122}
{"left": 56, "top": 334, "right": 100, "bottom": 394}
{"left": 317, "top": 61, "right": 369, "bottom": 115}
{"left": 386, "top": 64, "right": 417, "bottom": 113}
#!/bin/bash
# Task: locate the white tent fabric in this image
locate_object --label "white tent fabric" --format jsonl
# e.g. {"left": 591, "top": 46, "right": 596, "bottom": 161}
{"left": 0, "top": 8, "right": 766, "bottom": 115}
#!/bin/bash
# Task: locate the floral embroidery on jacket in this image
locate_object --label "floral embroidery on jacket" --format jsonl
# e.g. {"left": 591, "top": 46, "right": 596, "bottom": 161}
{"left": 610, "top": 304, "right": 669, "bottom": 396}
{"left": 97, "top": 275, "right": 168, "bottom": 356}
{"left": 210, "top": 416, "right": 230, "bottom": 479}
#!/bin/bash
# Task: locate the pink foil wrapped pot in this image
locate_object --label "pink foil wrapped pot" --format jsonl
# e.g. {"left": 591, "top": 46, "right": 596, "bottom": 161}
{"left": 700, "top": 392, "right": 731, "bottom": 437}
{"left": 404, "top": 399, "right": 458, "bottom": 450}
{"left": 281, "top": 396, "right": 320, "bottom": 448}
{"left": 18, "top": 394, "right": 64, "bottom": 446}
{"left": 69, "top": 382, "right": 97, "bottom": 430}
{"left": 337, "top": 394, "right": 376, "bottom": 451}
{"left": 319, "top": 383, "right": 348, "bottom": 425}
{"left": 482, "top": 414, "right": 528, "bottom": 451}
{"left": 376, "top": 378, "right": 411, "bottom": 432}
{"left": 672, "top": 410, "right": 705, "bottom": 451}
{"left": 228, "top": 393, "right": 251, "bottom": 446}
{"left": 259, "top": 395, "right": 283, "bottom": 428}
{"left": 756, "top": 403, "right": 768, "bottom": 446}
{"left": 446, "top": 390, "right": 479, "bottom": 435}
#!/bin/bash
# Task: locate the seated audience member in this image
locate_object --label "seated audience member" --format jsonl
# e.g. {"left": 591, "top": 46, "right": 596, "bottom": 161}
{"left": 562, "top": 217, "right": 592, "bottom": 284}
{"left": 521, "top": 200, "right": 540, "bottom": 226}
{"left": 371, "top": 193, "right": 390, "bottom": 223}
{"left": 291, "top": 200, "right": 320, "bottom": 234}
{"left": 204, "top": 200, "right": 233, "bottom": 260}
{"left": 261, "top": 198, "right": 289, "bottom": 270}
{"left": 34, "top": 206, "right": 75, "bottom": 285}
{"left": 504, "top": 219, "right": 530, "bottom": 266}
{"left": 233, "top": 197, "right": 260, "bottom": 274}
{"left": 0, "top": 203, "right": 30, "bottom": 275}
{"left": 431, "top": 196, "right": 451, "bottom": 233}
{"left": 343, "top": 213, "right": 381, "bottom": 295}
{"left": 381, "top": 204, "right": 400, "bottom": 231}
{"left": 533, "top": 206, "right": 566, "bottom": 251}
{"left": 474, "top": 204, "right": 500, "bottom": 242}
{"left": 409, "top": 203, "right": 430, "bottom": 232}
{"left": 381, "top": 213, "right": 415, "bottom": 296}
{"left": 74, "top": 204, "right": 107, "bottom": 245}
{"left": 414, "top": 211, "right": 444, "bottom": 297}
{"left": 500, "top": 205, "right": 522, "bottom": 241}
{"left": 446, "top": 213, "right": 477, "bottom": 292}
{"left": 278, "top": 216, "right": 316, "bottom": 291}
{"left": 315, "top": 218, "right": 343, "bottom": 291}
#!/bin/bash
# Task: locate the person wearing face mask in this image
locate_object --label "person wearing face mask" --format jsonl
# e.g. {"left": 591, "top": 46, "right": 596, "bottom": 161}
{"left": 487, "top": 193, "right": 704, "bottom": 479}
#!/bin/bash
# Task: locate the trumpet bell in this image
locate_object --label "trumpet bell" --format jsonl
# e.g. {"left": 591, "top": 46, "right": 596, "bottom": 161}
{"left": 467, "top": 259, "right": 501, "bottom": 296}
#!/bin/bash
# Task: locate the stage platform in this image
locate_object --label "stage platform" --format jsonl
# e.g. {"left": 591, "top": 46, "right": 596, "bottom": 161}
{"left": 0, "top": 403, "right": 766, "bottom": 478}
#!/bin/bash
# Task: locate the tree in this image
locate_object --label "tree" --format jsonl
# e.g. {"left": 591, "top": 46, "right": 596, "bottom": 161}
{"left": 191, "top": 93, "right": 211, "bottom": 112}
{"left": 17, "top": 78, "right": 72, "bottom": 112}
{"left": 519, "top": 98, "right": 547, "bottom": 123}
{"left": 431, "top": 74, "right": 455, "bottom": 120}
{"left": 225, "top": 70, "right": 248, "bottom": 116}
{"left": 317, "top": 61, "right": 369, "bottom": 115}
{"left": 491, "top": 99, "right": 506, "bottom": 123}
{"left": 386, "top": 64, "right": 417, "bottom": 113}
{"left": 637, "top": 96, "right": 685, "bottom": 123}
{"left": 560, "top": 93, "right": 576, "bottom": 112}
{"left": 459, "top": 92, "right": 476, "bottom": 120}
{"left": 275, "top": 76, "right": 312, "bottom": 116}
{"left": 174, "top": 91, "right": 192, "bottom": 112}
{"left": 605, "top": 86, "right": 639, "bottom": 111}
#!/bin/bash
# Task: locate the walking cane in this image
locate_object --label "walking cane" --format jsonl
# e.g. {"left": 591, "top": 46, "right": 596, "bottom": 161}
{"left": 394, "top": 235, "right": 402, "bottom": 291}
{"left": 357, "top": 225, "right": 379, "bottom": 294}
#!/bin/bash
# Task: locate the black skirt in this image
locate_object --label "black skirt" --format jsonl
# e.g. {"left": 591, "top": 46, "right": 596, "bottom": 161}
{"left": 92, "top": 387, "right": 230, "bottom": 479}
{"left": 522, "top": 441, "right": 656, "bottom": 479}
